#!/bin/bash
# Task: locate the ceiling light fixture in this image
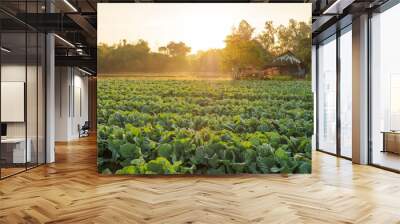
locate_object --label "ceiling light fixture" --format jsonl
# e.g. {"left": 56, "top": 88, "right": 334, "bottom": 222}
{"left": 63, "top": 0, "right": 78, "bottom": 12}
{"left": 1, "top": 47, "right": 11, "bottom": 53}
{"left": 323, "top": 0, "right": 355, "bottom": 15}
{"left": 54, "top": 34, "right": 75, "bottom": 48}
{"left": 76, "top": 48, "right": 85, "bottom": 55}
{"left": 78, "top": 67, "right": 93, "bottom": 76}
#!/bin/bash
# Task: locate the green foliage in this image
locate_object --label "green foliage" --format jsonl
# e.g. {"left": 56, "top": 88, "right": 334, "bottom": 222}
{"left": 98, "top": 80, "right": 313, "bottom": 175}
{"left": 222, "top": 20, "right": 269, "bottom": 71}
{"left": 269, "top": 75, "right": 295, "bottom": 81}
{"left": 119, "top": 143, "right": 141, "bottom": 159}
{"left": 259, "top": 19, "right": 312, "bottom": 73}
{"left": 164, "top": 42, "right": 191, "bottom": 57}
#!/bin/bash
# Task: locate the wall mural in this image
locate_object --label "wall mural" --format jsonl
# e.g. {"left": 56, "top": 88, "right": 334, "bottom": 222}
{"left": 97, "top": 3, "right": 313, "bottom": 175}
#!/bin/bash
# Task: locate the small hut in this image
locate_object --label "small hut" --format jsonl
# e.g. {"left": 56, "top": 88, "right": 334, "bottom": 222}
{"left": 268, "top": 51, "right": 306, "bottom": 78}
{"left": 231, "top": 51, "right": 306, "bottom": 80}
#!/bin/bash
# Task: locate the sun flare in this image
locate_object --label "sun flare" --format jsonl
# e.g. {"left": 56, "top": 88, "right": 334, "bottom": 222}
{"left": 98, "top": 3, "right": 311, "bottom": 54}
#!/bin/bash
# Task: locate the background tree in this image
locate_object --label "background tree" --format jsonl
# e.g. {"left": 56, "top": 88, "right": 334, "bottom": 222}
{"left": 159, "top": 41, "right": 192, "bottom": 71}
{"left": 257, "top": 21, "right": 277, "bottom": 60}
{"left": 221, "top": 20, "right": 267, "bottom": 72}
{"left": 98, "top": 39, "right": 151, "bottom": 72}
{"left": 275, "top": 19, "right": 311, "bottom": 71}
{"left": 158, "top": 46, "right": 168, "bottom": 55}
{"left": 165, "top": 42, "right": 191, "bottom": 57}
{"left": 190, "top": 49, "right": 223, "bottom": 73}
{"left": 98, "top": 18, "right": 311, "bottom": 75}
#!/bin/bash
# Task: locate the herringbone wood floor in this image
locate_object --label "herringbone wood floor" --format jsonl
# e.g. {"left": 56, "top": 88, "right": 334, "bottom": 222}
{"left": 1, "top": 136, "right": 400, "bottom": 224}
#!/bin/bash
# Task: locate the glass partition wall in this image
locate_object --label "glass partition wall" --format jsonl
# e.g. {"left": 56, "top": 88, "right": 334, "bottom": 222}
{"left": 316, "top": 25, "right": 352, "bottom": 159}
{"left": 370, "top": 3, "right": 400, "bottom": 171}
{"left": 0, "top": 4, "right": 46, "bottom": 179}
{"left": 315, "top": 1, "right": 400, "bottom": 172}
{"left": 317, "top": 35, "right": 337, "bottom": 155}
{"left": 339, "top": 26, "right": 352, "bottom": 159}
{"left": 0, "top": 31, "right": 27, "bottom": 177}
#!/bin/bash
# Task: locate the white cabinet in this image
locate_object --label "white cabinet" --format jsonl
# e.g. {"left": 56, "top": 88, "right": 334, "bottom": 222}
{"left": 1, "top": 138, "right": 32, "bottom": 163}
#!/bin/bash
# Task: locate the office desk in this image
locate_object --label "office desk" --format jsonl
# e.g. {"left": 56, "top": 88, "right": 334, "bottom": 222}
{"left": 1, "top": 138, "right": 31, "bottom": 164}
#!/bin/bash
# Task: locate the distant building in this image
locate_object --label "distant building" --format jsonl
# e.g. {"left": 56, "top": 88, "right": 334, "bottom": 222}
{"left": 269, "top": 51, "right": 306, "bottom": 78}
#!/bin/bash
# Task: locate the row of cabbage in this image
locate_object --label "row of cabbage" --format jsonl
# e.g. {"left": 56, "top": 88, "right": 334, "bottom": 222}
{"left": 97, "top": 80, "right": 313, "bottom": 174}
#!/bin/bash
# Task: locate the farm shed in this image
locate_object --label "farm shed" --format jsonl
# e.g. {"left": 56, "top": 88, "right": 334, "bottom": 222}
{"left": 232, "top": 51, "right": 306, "bottom": 80}
{"left": 269, "top": 51, "right": 306, "bottom": 78}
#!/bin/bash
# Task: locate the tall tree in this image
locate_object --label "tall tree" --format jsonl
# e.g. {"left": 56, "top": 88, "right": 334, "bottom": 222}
{"left": 158, "top": 46, "right": 168, "bottom": 55}
{"left": 191, "top": 49, "right": 223, "bottom": 72}
{"left": 275, "top": 19, "right": 311, "bottom": 72}
{"left": 222, "top": 20, "right": 266, "bottom": 72}
{"left": 165, "top": 42, "right": 191, "bottom": 57}
{"left": 258, "top": 21, "right": 276, "bottom": 55}
{"left": 233, "top": 20, "right": 255, "bottom": 41}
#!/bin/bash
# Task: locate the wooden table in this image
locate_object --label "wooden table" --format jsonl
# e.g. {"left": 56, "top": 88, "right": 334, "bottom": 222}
{"left": 381, "top": 131, "right": 400, "bottom": 154}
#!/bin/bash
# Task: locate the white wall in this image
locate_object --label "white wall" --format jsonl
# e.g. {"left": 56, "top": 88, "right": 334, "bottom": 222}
{"left": 55, "top": 67, "right": 89, "bottom": 141}
{"left": 55, "top": 67, "right": 70, "bottom": 141}
{"left": 71, "top": 73, "right": 89, "bottom": 138}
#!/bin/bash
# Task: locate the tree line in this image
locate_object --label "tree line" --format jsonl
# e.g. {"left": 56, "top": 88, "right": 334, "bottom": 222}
{"left": 98, "top": 19, "right": 311, "bottom": 74}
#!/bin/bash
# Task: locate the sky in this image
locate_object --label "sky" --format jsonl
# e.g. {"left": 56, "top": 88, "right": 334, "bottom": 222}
{"left": 98, "top": 3, "right": 311, "bottom": 54}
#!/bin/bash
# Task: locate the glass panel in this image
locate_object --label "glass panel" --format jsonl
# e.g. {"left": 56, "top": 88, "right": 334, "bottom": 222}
{"left": 0, "top": 1, "right": 46, "bottom": 179}
{"left": 26, "top": 0, "right": 39, "bottom": 169}
{"left": 371, "top": 4, "right": 400, "bottom": 171}
{"left": 312, "top": 45, "right": 317, "bottom": 150}
{"left": 340, "top": 28, "right": 352, "bottom": 158}
{"left": 38, "top": 33, "right": 45, "bottom": 165}
{"left": 318, "top": 36, "right": 337, "bottom": 154}
{"left": 1, "top": 31, "right": 27, "bottom": 177}
{"left": 27, "top": 31, "right": 38, "bottom": 169}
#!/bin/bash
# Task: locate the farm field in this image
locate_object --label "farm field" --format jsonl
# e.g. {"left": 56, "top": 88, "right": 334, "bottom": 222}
{"left": 97, "top": 78, "right": 313, "bottom": 174}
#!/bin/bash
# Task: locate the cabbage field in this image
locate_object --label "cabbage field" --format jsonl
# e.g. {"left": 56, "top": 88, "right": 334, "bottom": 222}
{"left": 97, "top": 79, "right": 313, "bottom": 174}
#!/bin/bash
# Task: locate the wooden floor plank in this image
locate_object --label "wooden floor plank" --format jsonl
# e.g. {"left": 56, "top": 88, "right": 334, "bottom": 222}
{"left": 0, "top": 136, "right": 400, "bottom": 223}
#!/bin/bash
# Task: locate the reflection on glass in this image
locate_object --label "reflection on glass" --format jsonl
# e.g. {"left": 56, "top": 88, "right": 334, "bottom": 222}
{"left": 340, "top": 28, "right": 352, "bottom": 158}
{"left": 0, "top": 2, "right": 47, "bottom": 179}
{"left": 371, "top": 3, "right": 400, "bottom": 171}
{"left": 27, "top": 31, "right": 38, "bottom": 169}
{"left": 38, "top": 33, "right": 46, "bottom": 165}
{"left": 318, "top": 36, "right": 337, "bottom": 154}
{"left": 1, "top": 32, "right": 27, "bottom": 177}
{"left": 390, "top": 75, "right": 400, "bottom": 130}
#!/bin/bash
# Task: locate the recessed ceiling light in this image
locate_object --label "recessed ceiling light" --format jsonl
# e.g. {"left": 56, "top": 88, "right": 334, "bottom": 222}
{"left": 54, "top": 34, "right": 75, "bottom": 48}
{"left": 1, "top": 47, "right": 11, "bottom": 53}
{"left": 323, "top": 0, "right": 354, "bottom": 15}
{"left": 63, "top": 0, "right": 78, "bottom": 12}
{"left": 78, "top": 67, "right": 93, "bottom": 76}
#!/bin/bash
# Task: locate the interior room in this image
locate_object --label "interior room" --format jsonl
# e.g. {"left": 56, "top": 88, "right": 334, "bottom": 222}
{"left": 0, "top": 12, "right": 46, "bottom": 178}
{"left": 0, "top": 0, "right": 96, "bottom": 179}
{"left": 0, "top": 0, "right": 400, "bottom": 223}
